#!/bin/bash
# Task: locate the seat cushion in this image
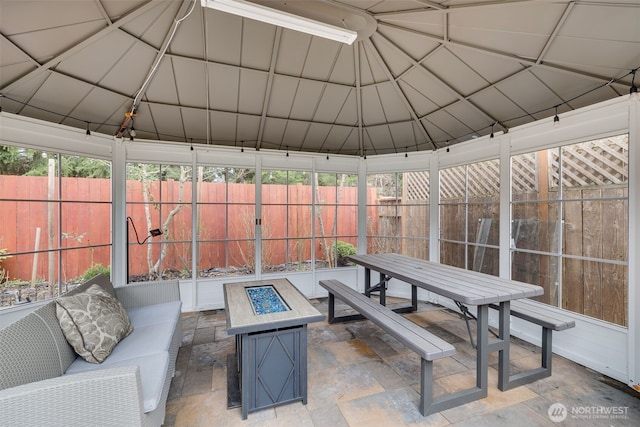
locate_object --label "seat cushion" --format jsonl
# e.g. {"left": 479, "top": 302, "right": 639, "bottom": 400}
{"left": 66, "top": 320, "right": 175, "bottom": 372}
{"left": 55, "top": 284, "right": 133, "bottom": 364}
{"left": 126, "top": 301, "right": 182, "bottom": 329}
{"left": 66, "top": 351, "right": 169, "bottom": 413}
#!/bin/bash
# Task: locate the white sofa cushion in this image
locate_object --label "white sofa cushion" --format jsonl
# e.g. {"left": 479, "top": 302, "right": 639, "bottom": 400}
{"left": 126, "top": 301, "right": 182, "bottom": 329}
{"left": 67, "top": 321, "right": 175, "bottom": 372}
{"left": 66, "top": 351, "right": 169, "bottom": 413}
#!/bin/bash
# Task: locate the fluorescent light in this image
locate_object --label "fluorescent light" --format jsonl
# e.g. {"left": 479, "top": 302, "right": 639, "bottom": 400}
{"left": 201, "top": 0, "right": 358, "bottom": 45}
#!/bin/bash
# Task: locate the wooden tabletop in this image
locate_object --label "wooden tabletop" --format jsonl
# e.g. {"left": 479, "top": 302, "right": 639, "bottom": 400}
{"left": 347, "top": 253, "right": 543, "bottom": 305}
{"left": 223, "top": 278, "right": 324, "bottom": 335}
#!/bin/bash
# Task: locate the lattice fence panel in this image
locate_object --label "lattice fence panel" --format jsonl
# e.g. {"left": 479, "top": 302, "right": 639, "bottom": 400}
{"left": 404, "top": 171, "right": 429, "bottom": 201}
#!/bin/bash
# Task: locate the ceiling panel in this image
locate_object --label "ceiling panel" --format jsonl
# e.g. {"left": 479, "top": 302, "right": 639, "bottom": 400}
{"left": 401, "top": 68, "right": 458, "bottom": 107}
{"left": 289, "top": 80, "right": 326, "bottom": 121}
{"left": 238, "top": 69, "right": 268, "bottom": 115}
{"left": 313, "top": 85, "right": 354, "bottom": 124}
{"left": 210, "top": 110, "right": 240, "bottom": 142}
{"left": 360, "top": 85, "right": 387, "bottom": 125}
{"left": 375, "top": 20, "right": 442, "bottom": 60}
{"left": 494, "top": 71, "right": 564, "bottom": 120}
{"left": 423, "top": 47, "right": 488, "bottom": 96}
{"left": 369, "top": 34, "right": 414, "bottom": 77}
{"left": 203, "top": 10, "right": 243, "bottom": 65}
{"left": 56, "top": 31, "right": 140, "bottom": 86}
{"left": 99, "top": 41, "right": 158, "bottom": 98}
{"left": 300, "top": 38, "right": 343, "bottom": 81}
{"left": 121, "top": 1, "right": 177, "bottom": 47}
{"left": 209, "top": 64, "right": 240, "bottom": 112}
{"left": 240, "top": 21, "right": 277, "bottom": 70}
{"left": 398, "top": 80, "right": 439, "bottom": 117}
{"left": 173, "top": 58, "right": 208, "bottom": 109}
{"left": 468, "top": 87, "right": 527, "bottom": 129}
{"left": 376, "top": 9, "right": 444, "bottom": 36}
{"left": 0, "top": 39, "right": 34, "bottom": 86}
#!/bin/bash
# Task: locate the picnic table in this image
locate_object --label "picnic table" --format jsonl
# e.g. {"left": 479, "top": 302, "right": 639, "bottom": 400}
{"left": 346, "top": 253, "right": 544, "bottom": 410}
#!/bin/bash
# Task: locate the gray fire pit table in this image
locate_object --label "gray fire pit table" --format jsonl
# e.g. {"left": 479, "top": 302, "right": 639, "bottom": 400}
{"left": 223, "top": 278, "right": 324, "bottom": 419}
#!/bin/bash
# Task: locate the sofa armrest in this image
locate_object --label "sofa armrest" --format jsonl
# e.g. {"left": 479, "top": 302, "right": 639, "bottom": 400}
{"left": 0, "top": 366, "right": 145, "bottom": 427}
{"left": 115, "top": 280, "right": 180, "bottom": 310}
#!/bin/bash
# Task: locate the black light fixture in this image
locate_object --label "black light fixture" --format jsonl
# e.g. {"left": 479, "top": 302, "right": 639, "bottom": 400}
{"left": 490, "top": 123, "right": 495, "bottom": 139}
{"left": 553, "top": 105, "right": 560, "bottom": 125}
{"left": 85, "top": 122, "right": 91, "bottom": 137}
{"left": 405, "top": 147, "right": 408, "bottom": 158}
{"left": 129, "top": 119, "right": 136, "bottom": 142}
{"left": 630, "top": 68, "right": 639, "bottom": 100}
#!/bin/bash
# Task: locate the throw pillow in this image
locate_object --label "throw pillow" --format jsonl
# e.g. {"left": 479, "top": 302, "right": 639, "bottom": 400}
{"left": 55, "top": 284, "right": 133, "bottom": 364}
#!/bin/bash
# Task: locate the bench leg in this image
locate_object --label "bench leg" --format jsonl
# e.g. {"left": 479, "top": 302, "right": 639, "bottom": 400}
{"left": 419, "top": 358, "right": 434, "bottom": 415}
{"left": 499, "top": 326, "right": 554, "bottom": 390}
{"left": 328, "top": 293, "right": 335, "bottom": 323}
{"left": 421, "top": 306, "right": 490, "bottom": 415}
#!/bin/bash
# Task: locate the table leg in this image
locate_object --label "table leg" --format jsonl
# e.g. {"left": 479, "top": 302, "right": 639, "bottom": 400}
{"left": 364, "top": 267, "right": 371, "bottom": 295}
{"left": 476, "top": 304, "right": 489, "bottom": 394}
{"left": 379, "top": 272, "right": 386, "bottom": 306}
{"left": 498, "top": 301, "right": 511, "bottom": 391}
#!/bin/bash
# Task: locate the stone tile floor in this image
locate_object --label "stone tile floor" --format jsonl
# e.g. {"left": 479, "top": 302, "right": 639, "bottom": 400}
{"left": 165, "top": 298, "right": 639, "bottom": 426}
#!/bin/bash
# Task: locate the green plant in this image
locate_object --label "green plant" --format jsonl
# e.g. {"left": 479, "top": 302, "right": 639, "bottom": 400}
{"left": 333, "top": 241, "right": 356, "bottom": 266}
{"left": 0, "top": 248, "right": 12, "bottom": 286}
{"left": 81, "top": 264, "right": 111, "bottom": 281}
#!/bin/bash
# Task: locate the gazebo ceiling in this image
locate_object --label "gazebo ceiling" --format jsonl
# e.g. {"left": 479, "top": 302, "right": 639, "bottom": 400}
{"left": 1, "top": 0, "right": 638, "bottom": 156}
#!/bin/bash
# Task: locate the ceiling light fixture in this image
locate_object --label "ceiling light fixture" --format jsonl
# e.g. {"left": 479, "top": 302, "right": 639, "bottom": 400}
{"left": 553, "top": 105, "right": 560, "bottom": 125}
{"left": 630, "top": 68, "right": 638, "bottom": 101}
{"left": 200, "top": 0, "right": 357, "bottom": 45}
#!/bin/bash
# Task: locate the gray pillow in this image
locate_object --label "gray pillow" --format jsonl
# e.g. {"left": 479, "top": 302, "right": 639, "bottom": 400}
{"left": 55, "top": 284, "right": 133, "bottom": 364}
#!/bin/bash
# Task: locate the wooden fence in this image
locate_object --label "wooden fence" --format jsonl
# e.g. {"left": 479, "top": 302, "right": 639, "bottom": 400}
{"left": 0, "top": 177, "right": 366, "bottom": 282}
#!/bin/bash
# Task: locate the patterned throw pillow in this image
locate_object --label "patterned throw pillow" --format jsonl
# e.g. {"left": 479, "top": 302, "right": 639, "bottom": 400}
{"left": 55, "top": 284, "right": 133, "bottom": 364}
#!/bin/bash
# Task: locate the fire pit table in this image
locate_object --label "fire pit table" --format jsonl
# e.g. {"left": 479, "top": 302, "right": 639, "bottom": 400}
{"left": 223, "top": 279, "right": 324, "bottom": 419}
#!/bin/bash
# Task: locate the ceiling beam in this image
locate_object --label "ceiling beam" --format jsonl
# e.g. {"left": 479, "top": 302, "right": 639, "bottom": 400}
{"left": 256, "top": 28, "right": 282, "bottom": 151}
{"left": 355, "top": 42, "right": 364, "bottom": 156}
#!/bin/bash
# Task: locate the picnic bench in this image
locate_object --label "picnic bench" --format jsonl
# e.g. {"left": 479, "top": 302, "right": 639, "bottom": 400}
{"left": 488, "top": 300, "right": 575, "bottom": 389}
{"left": 319, "top": 279, "right": 457, "bottom": 415}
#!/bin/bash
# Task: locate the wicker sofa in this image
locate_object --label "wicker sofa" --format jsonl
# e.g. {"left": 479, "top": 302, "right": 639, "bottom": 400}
{"left": 0, "top": 274, "right": 182, "bottom": 427}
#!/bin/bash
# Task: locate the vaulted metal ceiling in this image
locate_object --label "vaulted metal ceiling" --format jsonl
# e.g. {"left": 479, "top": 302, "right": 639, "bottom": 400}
{"left": 1, "top": 0, "right": 639, "bottom": 156}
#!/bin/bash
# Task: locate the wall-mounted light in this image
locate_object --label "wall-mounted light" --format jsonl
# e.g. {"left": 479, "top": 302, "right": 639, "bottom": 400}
{"left": 126, "top": 216, "right": 163, "bottom": 282}
{"left": 201, "top": 0, "right": 357, "bottom": 45}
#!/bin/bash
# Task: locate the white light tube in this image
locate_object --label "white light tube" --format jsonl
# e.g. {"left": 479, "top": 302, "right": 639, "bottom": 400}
{"left": 201, "top": 0, "right": 357, "bottom": 45}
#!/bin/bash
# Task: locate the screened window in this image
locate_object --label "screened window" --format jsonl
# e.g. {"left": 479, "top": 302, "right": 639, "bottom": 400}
{"left": 196, "top": 167, "right": 255, "bottom": 277}
{"left": 510, "top": 135, "right": 628, "bottom": 326}
{"left": 125, "top": 163, "right": 192, "bottom": 282}
{"left": 366, "top": 171, "right": 430, "bottom": 260}
{"left": 315, "top": 173, "right": 358, "bottom": 268}
{"left": 439, "top": 159, "right": 500, "bottom": 275}
{"left": 0, "top": 147, "right": 111, "bottom": 307}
